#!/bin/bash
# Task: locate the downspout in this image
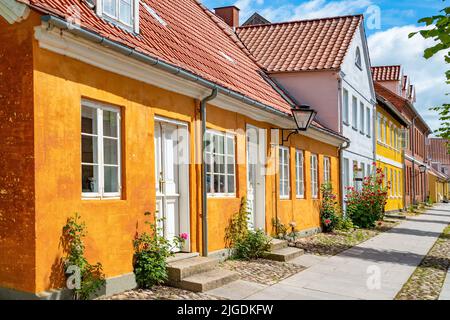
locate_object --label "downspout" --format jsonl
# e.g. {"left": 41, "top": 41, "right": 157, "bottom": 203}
{"left": 339, "top": 140, "right": 351, "bottom": 216}
{"left": 411, "top": 116, "right": 418, "bottom": 205}
{"left": 201, "top": 88, "right": 218, "bottom": 257}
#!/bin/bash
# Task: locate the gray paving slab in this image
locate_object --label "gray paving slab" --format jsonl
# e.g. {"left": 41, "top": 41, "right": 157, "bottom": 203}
{"left": 289, "top": 254, "right": 328, "bottom": 268}
{"left": 246, "top": 204, "right": 450, "bottom": 300}
{"left": 206, "top": 280, "right": 267, "bottom": 300}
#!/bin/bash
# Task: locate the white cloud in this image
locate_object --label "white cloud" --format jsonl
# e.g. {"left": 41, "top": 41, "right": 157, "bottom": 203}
{"left": 368, "top": 25, "right": 448, "bottom": 132}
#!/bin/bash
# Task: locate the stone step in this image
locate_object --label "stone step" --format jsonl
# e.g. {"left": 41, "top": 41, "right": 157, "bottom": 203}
{"left": 269, "top": 238, "right": 288, "bottom": 251}
{"left": 176, "top": 269, "right": 239, "bottom": 292}
{"left": 167, "top": 256, "right": 218, "bottom": 282}
{"left": 384, "top": 213, "right": 407, "bottom": 220}
{"left": 265, "top": 247, "right": 304, "bottom": 262}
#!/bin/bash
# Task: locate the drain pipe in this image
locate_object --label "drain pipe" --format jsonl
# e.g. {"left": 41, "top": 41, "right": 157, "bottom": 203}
{"left": 339, "top": 140, "right": 351, "bottom": 216}
{"left": 201, "top": 88, "right": 218, "bottom": 257}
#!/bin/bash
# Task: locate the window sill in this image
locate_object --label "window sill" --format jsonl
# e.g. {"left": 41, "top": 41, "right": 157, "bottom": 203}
{"left": 296, "top": 196, "right": 305, "bottom": 200}
{"left": 82, "top": 196, "right": 122, "bottom": 201}
{"left": 280, "top": 197, "right": 291, "bottom": 201}
{"left": 207, "top": 194, "right": 237, "bottom": 199}
{"left": 352, "top": 127, "right": 358, "bottom": 131}
{"left": 343, "top": 121, "right": 350, "bottom": 126}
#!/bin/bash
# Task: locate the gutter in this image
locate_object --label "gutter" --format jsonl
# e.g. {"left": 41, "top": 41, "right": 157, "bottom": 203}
{"left": 200, "top": 88, "right": 218, "bottom": 257}
{"left": 40, "top": 15, "right": 292, "bottom": 121}
{"left": 339, "top": 140, "right": 351, "bottom": 216}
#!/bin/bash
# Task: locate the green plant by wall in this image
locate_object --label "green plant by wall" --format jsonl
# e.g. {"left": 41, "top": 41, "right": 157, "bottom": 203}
{"left": 133, "top": 212, "right": 186, "bottom": 289}
{"left": 346, "top": 164, "right": 389, "bottom": 229}
{"left": 225, "top": 197, "right": 250, "bottom": 248}
{"left": 233, "top": 229, "right": 271, "bottom": 260}
{"left": 62, "top": 213, "right": 106, "bottom": 300}
{"left": 271, "top": 217, "right": 287, "bottom": 239}
{"left": 320, "top": 182, "right": 341, "bottom": 232}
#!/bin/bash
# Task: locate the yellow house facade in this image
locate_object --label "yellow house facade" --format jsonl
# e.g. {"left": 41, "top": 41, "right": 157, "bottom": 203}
{"left": 375, "top": 95, "right": 410, "bottom": 212}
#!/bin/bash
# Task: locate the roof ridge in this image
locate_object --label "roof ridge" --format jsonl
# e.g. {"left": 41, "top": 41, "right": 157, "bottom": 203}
{"left": 237, "top": 14, "right": 363, "bottom": 30}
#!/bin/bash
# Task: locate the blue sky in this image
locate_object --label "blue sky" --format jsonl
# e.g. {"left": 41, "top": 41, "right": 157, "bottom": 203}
{"left": 201, "top": 0, "right": 448, "bottom": 132}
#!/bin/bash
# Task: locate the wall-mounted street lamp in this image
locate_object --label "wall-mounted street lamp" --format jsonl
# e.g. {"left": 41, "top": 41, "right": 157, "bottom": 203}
{"left": 419, "top": 165, "right": 426, "bottom": 174}
{"left": 281, "top": 104, "right": 317, "bottom": 143}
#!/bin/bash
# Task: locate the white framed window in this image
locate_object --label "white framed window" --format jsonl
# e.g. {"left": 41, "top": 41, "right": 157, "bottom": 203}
{"left": 205, "top": 130, "right": 236, "bottom": 197}
{"left": 377, "top": 113, "right": 382, "bottom": 141}
{"left": 323, "top": 156, "right": 331, "bottom": 183}
{"left": 81, "top": 100, "right": 121, "bottom": 199}
{"left": 97, "top": 0, "right": 140, "bottom": 33}
{"left": 279, "top": 147, "right": 290, "bottom": 199}
{"left": 390, "top": 124, "right": 394, "bottom": 147}
{"left": 355, "top": 47, "right": 362, "bottom": 69}
{"left": 366, "top": 107, "right": 371, "bottom": 137}
{"left": 311, "top": 154, "right": 318, "bottom": 199}
{"left": 352, "top": 96, "right": 358, "bottom": 130}
{"left": 295, "top": 150, "right": 305, "bottom": 198}
{"left": 343, "top": 89, "right": 349, "bottom": 124}
{"left": 390, "top": 168, "right": 394, "bottom": 197}
{"left": 360, "top": 103, "right": 365, "bottom": 134}
{"left": 343, "top": 158, "right": 350, "bottom": 189}
{"left": 384, "top": 119, "right": 388, "bottom": 144}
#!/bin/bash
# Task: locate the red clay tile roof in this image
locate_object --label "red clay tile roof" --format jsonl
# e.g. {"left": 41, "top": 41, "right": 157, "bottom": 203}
{"left": 22, "top": 0, "right": 292, "bottom": 114}
{"left": 236, "top": 15, "right": 363, "bottom": 72}
{"left": 371, "top": 65, "right": 401, "bottom": 81}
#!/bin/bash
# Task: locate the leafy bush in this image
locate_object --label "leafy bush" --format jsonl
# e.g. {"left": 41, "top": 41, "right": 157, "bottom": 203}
{"left": 62, "top": 213, "right": 105, "bottom": 300}
{"left": 320, "top": 183, "right": 341, "bottom": 232}
{"left": 133, "top": 212, "right": 186, "bottom": 288}
{"left": 233, "top": 229, "right": 271, "bottom": 260}
{"left": 335, "top": 215, "right": 355, "bottom": 231}
{"left": 346, "top": 163, "right": 389, "bottom": 228}
{"left": 225, "top": 197, "right": 250, "bottom": 248}
{"left": 271, "top": 217, "right": 288, "bottom": 239}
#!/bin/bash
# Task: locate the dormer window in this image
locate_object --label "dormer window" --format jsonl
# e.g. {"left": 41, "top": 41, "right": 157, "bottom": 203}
{"left": 355, "top": 47, "right": 362, "bottom": 69}
{"left": 96, "top": 0, "right": 140, "bottom": 33}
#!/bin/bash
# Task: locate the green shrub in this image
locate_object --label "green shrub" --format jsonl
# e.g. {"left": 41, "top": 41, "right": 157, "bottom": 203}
{"left": 271, "top": 217, "right": 288, "bottom": 239}
{"left": 133, "top": 212, "right": 185, "bottom": 288}
{"left": 225, "top": 197, "right": 250, "bottom": 248}
{"left": 62, "top": 213, "right": 105, "bottom": 300}
{"left": 320, "top": 183, "right": 341, "bottom": 232}
{"left": 233, "top": 229, "right": 271, "bottom": 260}
{"left": 346, "top": 164, "right": 388, "bottom": 229}
{"left": 335, "top": 215, "right": 354, "bottom": 231}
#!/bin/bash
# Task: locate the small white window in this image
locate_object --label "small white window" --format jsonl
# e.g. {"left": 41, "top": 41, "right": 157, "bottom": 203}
{"left": 343, "top": 89, "right": 349, "bottom": 124}
{"left": 343, "top": 158, "right": 350, "bottom": 189}
{"left": 323, "top": 156, "right": 331, "bottom": 183}
{"left": 279, "top": 147, "right": 290, "bottom": 199}
{"left": 352, "top": 96, "right": 358, "bottom": 130}
{"left": 360, "top": 103, "right": 365, "bottom": 134}
{"left": 98, "top": 0, "right": 140, "bottom": 33}
{"left": 205, "top": 130, "right": 236, "bottom": 197}
{"left": 81, "top": 101, "right": 121, "bottom": 199}
{"left": 295, "top": 150, "right": 304, "bottom": 198}
{"left": 377, "top": 113, "right": 382, "bottom": 141}
{"left": 355, "top": 47, "right": 362, "bottom": 69}
{"left": 311, "top": 154, "right": 318, "bottom": 199}
{"left": 383, "top": 119, "right": 388, "bottom": 144}
{"left": 366, "top": 107, "right": 371, "bottom": 137}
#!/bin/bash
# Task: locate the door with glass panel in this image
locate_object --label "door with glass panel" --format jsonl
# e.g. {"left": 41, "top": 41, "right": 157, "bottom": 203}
{"left": 246, "top": 125, "right": 266, "bottom": 230}
{"left": 154, "top": 119, "right": 190, "bottom": 252}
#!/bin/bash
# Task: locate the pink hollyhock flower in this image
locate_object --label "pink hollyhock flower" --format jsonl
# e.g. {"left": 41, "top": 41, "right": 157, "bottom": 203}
{"left": 180, "top": 233, "right": 189, "bottom": 240}
{"left": 324, "top": 219, "right": 332, "bottom": 226}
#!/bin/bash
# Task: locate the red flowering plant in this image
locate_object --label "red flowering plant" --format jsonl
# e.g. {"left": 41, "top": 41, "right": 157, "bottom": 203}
{"left": 320, "top": 183, "right": 340, "bottom": 232}
{"left": 345, "top": 163, "right": 389, "bottom": 228}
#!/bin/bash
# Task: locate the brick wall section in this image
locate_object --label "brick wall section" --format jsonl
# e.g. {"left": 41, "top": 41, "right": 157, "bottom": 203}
{"left": 0, "top": 16, "right": 36, "bottom": 293}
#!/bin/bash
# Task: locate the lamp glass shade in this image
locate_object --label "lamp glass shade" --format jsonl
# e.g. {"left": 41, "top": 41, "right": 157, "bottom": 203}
{"left": 419, "top": 165, "right": 426, "bottom": 173}
{"left": 292, "top": 107, "right": 316, "bottom": 131}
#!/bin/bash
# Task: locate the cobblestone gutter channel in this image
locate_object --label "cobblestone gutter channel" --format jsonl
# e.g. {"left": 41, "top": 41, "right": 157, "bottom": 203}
{"left": 396, "top": 225, "right": 450, "bottom": 300}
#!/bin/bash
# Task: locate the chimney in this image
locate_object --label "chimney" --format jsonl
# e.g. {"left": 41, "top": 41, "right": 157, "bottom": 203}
{"left": 214, "top": 6, "right": 240, "bottom": 29}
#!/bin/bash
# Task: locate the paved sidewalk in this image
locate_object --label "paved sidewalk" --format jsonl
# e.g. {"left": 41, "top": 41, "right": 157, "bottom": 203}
{"left": 245, "top": 204, "right": 450, "bottom": 300}
{"left": 439, "top": 269, "right": 450, "bottom": 300}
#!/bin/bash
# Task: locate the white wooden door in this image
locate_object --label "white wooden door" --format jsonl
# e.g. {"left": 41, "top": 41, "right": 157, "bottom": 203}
{"left": 155, "top": 120, "right": 190, "bottom": 252}
{"left": 246, "top": 125, "right": 266, "bottom": 230}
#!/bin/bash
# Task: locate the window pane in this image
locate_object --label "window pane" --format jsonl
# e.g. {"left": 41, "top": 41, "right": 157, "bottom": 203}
{"left": 206, "top": 174, "right": 212, "bottom": 193}
{"left": 227, "top": 156, "right": 235, "bottom": 174}
{"left": 82, "top": 106, "right": 97, "bottom": 134}
{"left": 226, "top": 136, "right": 234, "bottom": 155}
{"left": 82, "top": 165, "right": 99, "bottom": 193}
{"left": 104, "top": 138, "right": 119, "bottom": 165}
{"left": 104, "top": 0, "right": 117, "bottom": 17}
{"left": 119, "top": 0, "right": 132, "bottom": 25}
{"left": 205, "top": 133, "right": 212, "bottom": 152}
{"left": 104, "top": 166, "right": 119, "bottom": 193}
{"left": 227, "top": 175, "right": 235, "bottom": 193}
{"left": 82, "top": 135, "right": 98, "bottom": 164}
{"left": 103, "top": 110, "right": 118, "bottom": 137}
{"left": 205, "top": 153, "right": 212, "bottom": 173}
{"left": 214, "top": 155, "right": 225, "bottom": 173}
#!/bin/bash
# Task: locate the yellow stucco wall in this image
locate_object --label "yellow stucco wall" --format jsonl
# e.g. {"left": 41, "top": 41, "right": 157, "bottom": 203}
{"left": 24, "top": 28, "right": 342, "bottom": 294}
{"left": 375, "top": 105, "right": 405, "bottom": 212}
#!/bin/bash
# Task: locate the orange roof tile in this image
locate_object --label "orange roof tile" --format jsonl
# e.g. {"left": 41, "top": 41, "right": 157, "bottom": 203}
{"left": 236, "top": 15, "right": 363, "bottom": 72}
{"left": 371, "top": 65, "right": 401, "bottom": 81}
{"left": 23, "top": 0, "right": 292, "bottom": 114}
